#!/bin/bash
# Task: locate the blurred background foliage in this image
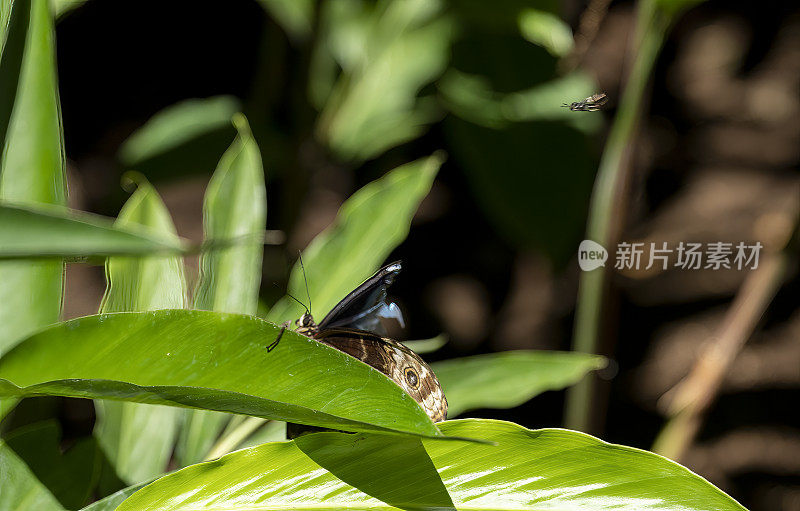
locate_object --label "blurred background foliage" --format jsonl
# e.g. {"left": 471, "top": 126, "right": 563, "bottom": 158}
{"left": 1, "top": 0, "right": 798, "bottom": 509}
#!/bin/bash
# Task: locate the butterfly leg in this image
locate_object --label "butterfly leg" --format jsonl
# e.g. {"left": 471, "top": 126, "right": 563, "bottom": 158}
{"left": 267, "top": 322, "right": 289, "bottom": 352}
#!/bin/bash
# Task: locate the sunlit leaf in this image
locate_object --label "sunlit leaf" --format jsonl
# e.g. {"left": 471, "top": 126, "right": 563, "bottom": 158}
{"left": 268, "top": 154, "right": 441, "bottom": 324}
{"left": 432, "top": 351, "right": 606, "bottom": 417}
{"left": 94, "top": 179, "right": 186, "bottom": 485}
{"left": 0, "top": 0, "right": 66, "bottom": 355}
{"left": 0, "top": 439, "right": 64, "bottom": 511}
{"left": 115, "top": 419, "right": 746, "bottom": 511}
{"left": 0, "top": 310, "right": 442, "bottom": 438}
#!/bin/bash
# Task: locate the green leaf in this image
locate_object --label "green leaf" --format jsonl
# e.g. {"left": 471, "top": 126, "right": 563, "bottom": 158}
{"left": 267, "top": 154, "right": 441, "bottom": 324}
{"left": 52, "top": 0, "right": 88, "bottom": 18}
{"left": 255, "top": 0, "right": 313, "bottom": 41}
{"left": 178, "top": 114, "right": 266, "bottom": 467}
{"left": 316, "top": 0, "right": 452, "bottom": 161}
{"left": 438, "top": 70, "right": 601, "bottom": 132}
{"left": 0, "top": 440, "right": 64, "bottom": 511}
{"left": 518, "top": 9, "right": 573, "bottom": 57}
{"left": 0, "top": 0, "right": 66, "bottom": 355}
{"left": 118, "top": 96, "right": 240, "bottom": 167}
{"left": 78, "top": 481, "right": 148, "bottom": 511}
{"left": 0, "top": 203, "right": 187, "bottom": 259}
{"left": 433, "top": 351, "right": 607, "bottom": 417}
{"left": 0, "top": 310, "right": 442, "bottom": 438}
{"left": 94, "top": 180, "right": 186, "bottom": 484}
{"left": 115, "top": 418, "right": 746, "bottom": 511}
{"left": 194, "top": 114, "right": 265, "bottom": 315}
{"left": 403, "top": 335, "right": 447, "bottom": 354}
{"left": 2, "top": 420, "right": 100, "bottom": 509}
{"left": 99, "top": 180, "right": 187, "bottom": 312}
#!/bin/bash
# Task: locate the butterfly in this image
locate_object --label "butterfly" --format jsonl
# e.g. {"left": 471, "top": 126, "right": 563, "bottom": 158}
{"left": 277, "top": 261, "right": 448, "bottom": 437}
{"left": 562, "top": 92, "right": 608, "bottom": 112}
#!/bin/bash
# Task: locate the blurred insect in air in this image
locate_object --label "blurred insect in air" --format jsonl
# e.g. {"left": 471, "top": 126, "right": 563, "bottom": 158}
{"left": 562, "top": 93, "right": 608, "bottom": 112}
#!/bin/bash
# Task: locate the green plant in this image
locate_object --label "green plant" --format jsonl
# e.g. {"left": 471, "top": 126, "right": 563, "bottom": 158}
{"left": 0, "top": 0, "right": 748, "bottom": 510}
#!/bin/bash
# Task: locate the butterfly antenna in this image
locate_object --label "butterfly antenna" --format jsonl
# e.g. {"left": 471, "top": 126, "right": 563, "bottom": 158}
{"left": 286, "top": 293, "right": 309, "bottom": 314}
{"left": 298, "top": 252, "right": 312, "bottom": 314}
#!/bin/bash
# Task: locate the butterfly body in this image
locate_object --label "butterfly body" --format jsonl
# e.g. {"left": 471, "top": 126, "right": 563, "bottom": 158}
{"left": 286, "top": 261, "right": 447, "bottom": 436}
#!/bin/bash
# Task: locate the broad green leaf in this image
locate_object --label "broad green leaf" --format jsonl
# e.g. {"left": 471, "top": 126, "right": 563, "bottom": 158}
{"left": 2, "top": 420, "right": 99, "bottom": 509}
{"left": 95, "top": 180, "right": 186, "bottom": 484}
{"left": 518, "top": 9, "right": 573, "bottom": 57}
{"left": 0, "top": 310, "right": 442, "bottom": 438}
{"left": 179, "top": 113, "right": 266, "bottom": 467}
{"left": 0, "top": 440, "right": 64, "bottom": 511}
{"left": 118, "top": 96, "right": 240, "bottom": 167}
{"left": 267, "top": 154, "right": 441, "bottom": 324}
{"left": 0, "top": 203, "right": 187, "bottom": 259}
{"left": 78, "top": 482, "right": 148, "bottom": 511}
{"left": 116, "top": 418, "right": 746, "bottom": 511}
{"left": 433, "top": 351, "right": 607, "bottom": 417}
{"left": 0, "top": 0, "right": 66, "bottom": 355}
{"left": 316, "top": 0, "right": 452, "bottom": 161}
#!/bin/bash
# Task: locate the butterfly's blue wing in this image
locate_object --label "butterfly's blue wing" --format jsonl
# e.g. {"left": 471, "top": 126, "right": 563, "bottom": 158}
{"left": 317, "top": 261, "right": 404, "bottom": 335}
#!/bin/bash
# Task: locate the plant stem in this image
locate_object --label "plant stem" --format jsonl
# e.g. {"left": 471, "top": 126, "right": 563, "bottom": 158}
{"left": 206, "top": 416, "right": 269, "bottom": 461}
{"left": 565, "top": 0, "right": 670, "bottom": 432}
{"left": 653, "top": 251, "right": 790, "bottom": 460}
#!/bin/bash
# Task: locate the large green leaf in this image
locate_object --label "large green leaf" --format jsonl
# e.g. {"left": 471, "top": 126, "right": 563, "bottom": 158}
{"left": 0, "top": 440, "right": 63, "bottom": 511}
{"left": 267, "top": 154, "right": 441, "bottom": 324}
{"left": 115, "top": 419, "right": 746, "bottom": 511}
{"left": 180, "top": 113, "right": 266, "bottom": 467}
{"left": 94, "top": 180, "right": 186, "bottom": 485}
{"left": 433, "top": 351, "right": 607, "bottom": 417}
{"left": 0, "top": 310, "right": 442, "bottom": 438}
{"left": 0, "top": 0, "right": 66, "bottom": 355}
{"left": 0, "top": 203, "right": 187, "bottom": 259}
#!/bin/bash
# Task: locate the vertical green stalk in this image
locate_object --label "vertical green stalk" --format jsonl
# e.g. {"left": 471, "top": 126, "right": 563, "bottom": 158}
{"left": 565, "top": 0, "right": 672, "bottom": 431}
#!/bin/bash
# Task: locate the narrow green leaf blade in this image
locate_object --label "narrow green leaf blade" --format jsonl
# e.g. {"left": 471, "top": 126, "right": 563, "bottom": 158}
{"left": 0, "top": 440, "right": 64, "bottom": 511}
{"left": 95, "top": 180, "right": 186, "bottom": 484}
{"left": 0, "top": 310, "right": 441, "bottom": 438}
{"left": 115, "top": 419, "right": 746, "bottom": 511}
{"left": 180, "top": 113, "right": 266, "bottom": 467}
{"left": 0, "top": 0, "right": 66, "bottom": 354}
{"left": 433, "top": 351, "right": 607, "bottom": 417}
{"left": 0, "top": 203, "right": 187, "bottom": 259}
{"left": 118, "top": 96, "right": 240, "bottom": 167}
{"left": 78, "top": 482, "right": 148, "bottom": 511}
{"left": 194, "top": 113, "right": 265, "bottom": 315}
{"left": 267, "top": 154, "right": 441, "bottom": 324}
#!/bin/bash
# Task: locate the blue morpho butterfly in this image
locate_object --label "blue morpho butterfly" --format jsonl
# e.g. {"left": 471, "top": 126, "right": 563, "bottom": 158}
{"left": 273, "top": 261, "right": 447, "bottom": 437}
